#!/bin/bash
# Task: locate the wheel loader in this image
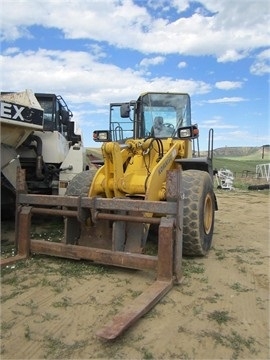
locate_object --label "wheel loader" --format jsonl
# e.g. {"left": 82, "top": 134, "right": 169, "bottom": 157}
{"left": 1, "top": 90, "right": 89, "bottom": 216}
{"left": 1, "top": 91, "right": 217, "bottom": 340}
{"left": 68, "top": 91, "right": 217, "bottom": 256}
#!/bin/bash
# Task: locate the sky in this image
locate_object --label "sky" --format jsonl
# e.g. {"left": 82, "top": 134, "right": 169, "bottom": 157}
{"left": 1, "top": 0, "right": 269, "bottom": 150}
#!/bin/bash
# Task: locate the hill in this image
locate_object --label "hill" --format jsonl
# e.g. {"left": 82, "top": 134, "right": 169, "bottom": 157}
{"left": 211, "top": 145, "right": 270, "bottom": 160}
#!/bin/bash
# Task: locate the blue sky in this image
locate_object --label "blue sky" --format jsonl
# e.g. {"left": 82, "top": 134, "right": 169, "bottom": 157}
{"left": 1, "top": 0, "right": 269, "bottom": 150}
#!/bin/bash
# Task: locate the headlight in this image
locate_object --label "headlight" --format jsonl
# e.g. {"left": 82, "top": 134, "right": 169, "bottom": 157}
{"left": 179, "top": 128, "right": 191, "bottom": 138}
{"left": 177, "top": 125, "right": 199, "bottom": 139}
{"left": 93, "top": 130, "right": 111, "bottom": 142}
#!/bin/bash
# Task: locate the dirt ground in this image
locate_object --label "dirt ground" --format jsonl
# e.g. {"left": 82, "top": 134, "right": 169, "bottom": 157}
{"left": 1, "top": 190, "right": 269, "bottom": 360}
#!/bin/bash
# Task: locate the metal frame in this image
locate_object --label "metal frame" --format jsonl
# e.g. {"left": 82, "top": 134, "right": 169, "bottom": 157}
{"left": 1, "top": 168, "right": 184, "bottom": 340}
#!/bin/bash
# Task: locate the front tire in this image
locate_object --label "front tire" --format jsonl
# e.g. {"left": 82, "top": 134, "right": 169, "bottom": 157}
{"left": 182, "top": 170, "right": 215, "bottom": 256}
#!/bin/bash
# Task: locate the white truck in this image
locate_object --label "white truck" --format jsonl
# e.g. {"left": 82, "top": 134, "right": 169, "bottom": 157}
{"left": 1, "top": 90, "right": 90, "bottom": 215}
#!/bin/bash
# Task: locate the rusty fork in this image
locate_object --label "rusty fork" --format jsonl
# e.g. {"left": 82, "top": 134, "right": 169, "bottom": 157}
{"left": 1, "top": 168, "right": 184, "bottom": 340}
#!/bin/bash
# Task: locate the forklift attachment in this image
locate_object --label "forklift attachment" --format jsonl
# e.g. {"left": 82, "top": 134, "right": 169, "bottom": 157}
{"left": 1, "top": 168, "right": 184, "bottom": 340}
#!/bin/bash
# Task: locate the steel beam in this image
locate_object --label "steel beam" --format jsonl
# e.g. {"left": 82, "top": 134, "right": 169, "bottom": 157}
{"left": 30, "top": 240, "right": 158, "bottom": 270}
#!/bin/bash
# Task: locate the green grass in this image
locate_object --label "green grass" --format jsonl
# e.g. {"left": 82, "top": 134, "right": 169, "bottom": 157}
{"left": 213, "top": 157, "right": 268, "bottom": 175}
{"left": 230, "top": 282, "right": 252, "bottom": 293}
{"left": 52, "top": 296, "right": 72, "bottom": 309}
{"left": 182, "top": 260, "right": 205, "bottom": 277}
{"left": 202, "top": 330, "right": 257, "bottom": 359}
{"left": 43, "top": 335, "right": 88, "bottom": 359}
{"left": 212, "top": 155, "right": 270, "bottom": 190}
{"left": 207, "top": 310, "right": 232, "bottom": 325}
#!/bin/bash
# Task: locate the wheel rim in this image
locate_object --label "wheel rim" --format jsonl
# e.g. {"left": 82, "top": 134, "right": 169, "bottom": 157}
{"left": 204, "top": 193, "right": 213, "bottom": 234}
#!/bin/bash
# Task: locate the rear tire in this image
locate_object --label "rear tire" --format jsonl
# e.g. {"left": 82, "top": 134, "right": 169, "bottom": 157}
{"left": 182, "top": 170, "right": 215, "bottom": 256}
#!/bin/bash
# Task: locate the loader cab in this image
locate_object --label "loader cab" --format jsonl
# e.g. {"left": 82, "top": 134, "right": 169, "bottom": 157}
{"left": 93, "top": 92, "right": 195, "bottom": 143}
{"left": 117, "top": 92, "right": 192, "bottom": 140}
{"left": 135, "top": 92, "right": 192, "bottom": 139}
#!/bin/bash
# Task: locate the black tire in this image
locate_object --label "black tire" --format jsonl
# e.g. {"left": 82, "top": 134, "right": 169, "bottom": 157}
{"left": 248, "top": 184, "right": 270, "bottom": 190}
{"left": 66, "top": 169, "right": 97, "bottom": 197}
{"left": 182, "top": 170, "right": 215, "bottom": 256}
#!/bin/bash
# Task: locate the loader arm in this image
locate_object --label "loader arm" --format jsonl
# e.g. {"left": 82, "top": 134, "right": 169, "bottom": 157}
{"left": 88, "top": 137, "right": 186, "bottom": 252}
{"left": 144, "top": 141, "right": 181, "bottom": 201}
{"left": 89, "top": 137, "right": 187, "bottom": 201}
{"left": 89, "top": 141, "right": 132, "bottom": 198}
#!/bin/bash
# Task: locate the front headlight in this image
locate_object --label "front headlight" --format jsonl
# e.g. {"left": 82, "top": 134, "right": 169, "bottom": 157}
{"left": 177, "top": 125, "right": 199, "bottom": 139}
{"left": 93, "top": 130, "right": 111, "bottom": 142}
{"left": 179, "top": 128, "right": 191, "bottom": 138}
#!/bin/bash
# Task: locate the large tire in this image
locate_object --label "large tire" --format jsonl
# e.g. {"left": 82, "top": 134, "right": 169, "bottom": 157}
{"left": 182, "top": 170, "right": 215, "bottom": 256}
{"left": 66, "top": 169, "right": 97, "bottom": 197}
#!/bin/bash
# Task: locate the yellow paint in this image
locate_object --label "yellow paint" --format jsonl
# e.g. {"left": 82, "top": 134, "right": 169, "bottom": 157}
{"left": 89, "top": 138, "right": 192, "bottom": 199}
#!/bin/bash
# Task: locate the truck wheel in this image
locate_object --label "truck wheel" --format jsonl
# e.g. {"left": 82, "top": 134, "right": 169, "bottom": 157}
{"left": 182, "top": 170, "right": 215, "bottom": 256}
{"left": 66, "top": 169, "right": 97, "bottom": 197}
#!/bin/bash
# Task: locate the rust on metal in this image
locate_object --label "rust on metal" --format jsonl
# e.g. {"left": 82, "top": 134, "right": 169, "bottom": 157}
{"left": 17, "top": 206, "right": 32, "bottom": 257}
{"left": 16, "top": 167, "right": 28, "bottom": 193}
{"left": 30, "top": 240, "right": 158, "bottom": 270}
{"left": 157, "top": 217, "right": 174, "bottom": 281}
{"left": 95, "top": 211, "right": 161, "bottom": 224}
{"left": 17, "top": 193, "right": 178, "bottom": 215}
{"left": 0, "top": 255, "right": 27, "bottom": 268}
{"left": 1, "top": 167, "right": 184, "bottom": 339}
{"left": 96, "top": 280, "right": 173, "bottom": 340}
{"left": 31, "top": 207, "right": 78, "bottom": 217}
{"left": 166, "top": 169, "right": 184, "bottom": 283}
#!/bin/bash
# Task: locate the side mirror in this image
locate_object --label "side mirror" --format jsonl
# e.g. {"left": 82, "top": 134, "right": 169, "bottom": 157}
{"left": 120, "top": 103, "right": 130, "bottom": 118}
{"left": 93, "top": 130, "right": 111, "bottom": 142}
{"left": 178, "top": 125, "right": 199, "bottom": 139}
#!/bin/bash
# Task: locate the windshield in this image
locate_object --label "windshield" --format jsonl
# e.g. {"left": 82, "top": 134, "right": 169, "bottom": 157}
{"left": 141, "top": 93, "right": 191, "bottom": 138}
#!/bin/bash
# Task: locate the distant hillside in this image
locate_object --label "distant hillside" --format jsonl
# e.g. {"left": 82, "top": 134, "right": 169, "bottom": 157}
{"left": 212, "top": 146, "right": 270, "bottom": 160}
{"left": 87, "top": 147, "right": 102, "bottom": 159}
{"left": 213, "top": 146, "right": 257, "bottom": 157}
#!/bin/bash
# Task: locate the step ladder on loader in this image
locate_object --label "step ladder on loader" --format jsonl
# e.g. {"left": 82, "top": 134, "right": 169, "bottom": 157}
{"left": 1, "top": 167, "right": 184, "bottom": 340}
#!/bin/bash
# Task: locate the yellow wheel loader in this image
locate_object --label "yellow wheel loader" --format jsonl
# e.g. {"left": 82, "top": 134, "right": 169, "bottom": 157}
{"left": 67, "top": 92, "right": 217, "bottom": 256}
{"left": 1, "top": 92, "right": 217, "bottom": 340}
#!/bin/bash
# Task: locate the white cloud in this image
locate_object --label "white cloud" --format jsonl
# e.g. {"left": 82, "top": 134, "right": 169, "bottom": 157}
{"left": 139, "top": 56, "right": 166, "bottom": 68}
{"left": 223, "top": 130, "right": 258, "bottom": 143}
{"left": 217, "top": 50, "right": 247, "bottom": 63}
{"left": 146, "top": 0, "right": 190, "bottom": 13}
{"left": 1, "top": 48, "right": 211, "bottom": 106}
{"left": 200, "top": 117, "right": 238, "bottom": 129}
{"left": 178, "top": 61, "right": 187, "bottom": 69}
{"left": 215, "top": 81, "right": 243, "bottom": 90}
{"left": 85, "top": 44, "right": 107, "bottom": 60}
{"left": 206, "top": 97, "right": 246, "bottom": 104}
{"left": 250, "top": 48, "right": 270, "bottom": 75}
{"left": 1, "top": 0, "right": 269, "bottom": 63}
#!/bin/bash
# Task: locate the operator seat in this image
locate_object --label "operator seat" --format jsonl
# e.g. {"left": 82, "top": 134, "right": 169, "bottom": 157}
{"left": 152, "top": 116, "right": 164, "bottom": 136}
